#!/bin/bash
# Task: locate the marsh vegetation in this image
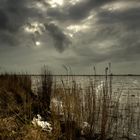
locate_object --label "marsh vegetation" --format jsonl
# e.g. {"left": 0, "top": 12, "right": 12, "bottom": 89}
{"left": 0, "top": 67, "right": 140, "bottom": 140}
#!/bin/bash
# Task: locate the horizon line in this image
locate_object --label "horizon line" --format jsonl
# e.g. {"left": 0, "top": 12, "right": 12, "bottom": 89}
{"left": 1, "top": 74, "right": 140, "bottom": 76}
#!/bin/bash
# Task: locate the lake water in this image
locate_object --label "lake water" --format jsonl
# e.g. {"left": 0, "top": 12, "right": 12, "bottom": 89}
{"left": 31, "top": 76, "right": 140, "bottom": 139}
{"left": 31, "top": 76, "right": 140, "bottom": 94}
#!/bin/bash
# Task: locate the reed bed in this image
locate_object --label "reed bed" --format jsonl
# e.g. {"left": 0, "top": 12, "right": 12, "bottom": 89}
{"left": 51, "top": 69, "right": 140, "bottom": 140}
{"left": 0, "top": 67, "right": 140, "bottom": 140}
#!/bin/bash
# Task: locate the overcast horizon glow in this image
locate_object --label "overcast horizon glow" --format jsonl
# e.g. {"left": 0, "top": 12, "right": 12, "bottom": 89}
{"left": 0, "top": 0, "right": 140, "bottom": 74}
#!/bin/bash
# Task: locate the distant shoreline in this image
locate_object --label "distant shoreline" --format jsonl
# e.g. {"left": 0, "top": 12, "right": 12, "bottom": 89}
{"left": 1, "top": 74, "right": 140, "bottom": 76}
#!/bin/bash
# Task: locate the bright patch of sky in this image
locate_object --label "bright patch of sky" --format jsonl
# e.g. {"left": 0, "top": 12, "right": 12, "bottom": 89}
{"left": 70, "top": 0, "right": 82, "bottom": 5}
{"left": 102, "top": 1, "right": 140, "bottom": 12}
{"left": 35, "top": 2, "right": 47, "bottom": 12}
{"left": 35, "top": 41, "right": 41, "bottom": 46}
{"left": 47, "top": 0, "right": 64, "bottom": 7}
{"left": 67, "top": 24, "right": 90, "bottom": 33}
{"left": 23, "top": 22, "right": 45, "bottom": 35}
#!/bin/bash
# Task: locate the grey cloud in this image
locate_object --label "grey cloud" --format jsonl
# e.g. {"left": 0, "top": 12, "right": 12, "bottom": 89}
{"left": 0, "top": 0, "right": 140, "bottom": 74}
{"left": 0, "top": 32, "right": 19, "bottom": 46}
{"left": 0, "top": 0, "right": 41, "bottom": 46}
{"left": 94, "top": 7, "right": 140, "bottom": 61}
{"left": 67, "top": 2, "right": 140, "bottom": 66}
{"left": 72, "top": 31, "right": 140, "bottom": 66}
{"left": 45, "top": 23, "right": 71, "bottom": 52}
{"left": 97, "top": 7, "right": 140, "bottom": 28}
{"left": 47, "top": 0, "right": 113, "bottom": 21}
{"left": 0, "top": 10, "right": 9, "bottom": 30}
{"left": 0, "top": 0, "right": 71, "bottom": 52}
{"left": 67, "top": 0, "right": 112, "bottom": 20}
{"left": 0, "top": 0, "right": 28, "bottom": 32}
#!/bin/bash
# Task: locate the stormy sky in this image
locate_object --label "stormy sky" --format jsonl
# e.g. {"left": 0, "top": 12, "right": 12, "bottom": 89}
{"left": 0, "top": 0, "right": 140, "bottom": 74}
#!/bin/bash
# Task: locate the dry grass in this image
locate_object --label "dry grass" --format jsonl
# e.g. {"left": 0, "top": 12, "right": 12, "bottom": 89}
{"left": 0, "top": 66, "right": 140, "bottom": 140}
{"left": 0, "top": 71, "right": 60, "bottom": 140}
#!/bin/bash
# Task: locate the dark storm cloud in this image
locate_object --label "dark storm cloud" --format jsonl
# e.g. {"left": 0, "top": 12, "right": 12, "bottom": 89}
{"left": 0, "top": 0, "right": 35, "bottom": 46}
{"left": 47, "top": 0, "right": 113, "bottom": 21}
{"left": 0, "top": 0, "right": 140, "bottom": 73}
{"left": 45, "top": 0, "right": 140, "bottom": 66}
{"left": 0, "top": 0, "right": 71, "bottom": 52}
{"left": 70, "top": 0, "right": 140, "bottom": 67}
{"left": 67, "top": 0, "right": 112, "bottom": 20}
{"left": 0, "top": 10, "right": 9, "bottom": 30}
{"left": 98, "top": 7, "right": 140, "bottom": 29}
{"left": 45, "top": 23, "right": 71, "bottom": 52}
{"left": 0, "top": 0, "right": 25, "bottom": 32}
{"left": 94, "top": 6, "right": 140, "bottom": 62}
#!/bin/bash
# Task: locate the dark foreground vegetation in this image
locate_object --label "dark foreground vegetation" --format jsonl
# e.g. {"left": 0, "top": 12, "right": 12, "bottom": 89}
{"left": 0, "top": 67, "right": 140, "bottom": 140}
